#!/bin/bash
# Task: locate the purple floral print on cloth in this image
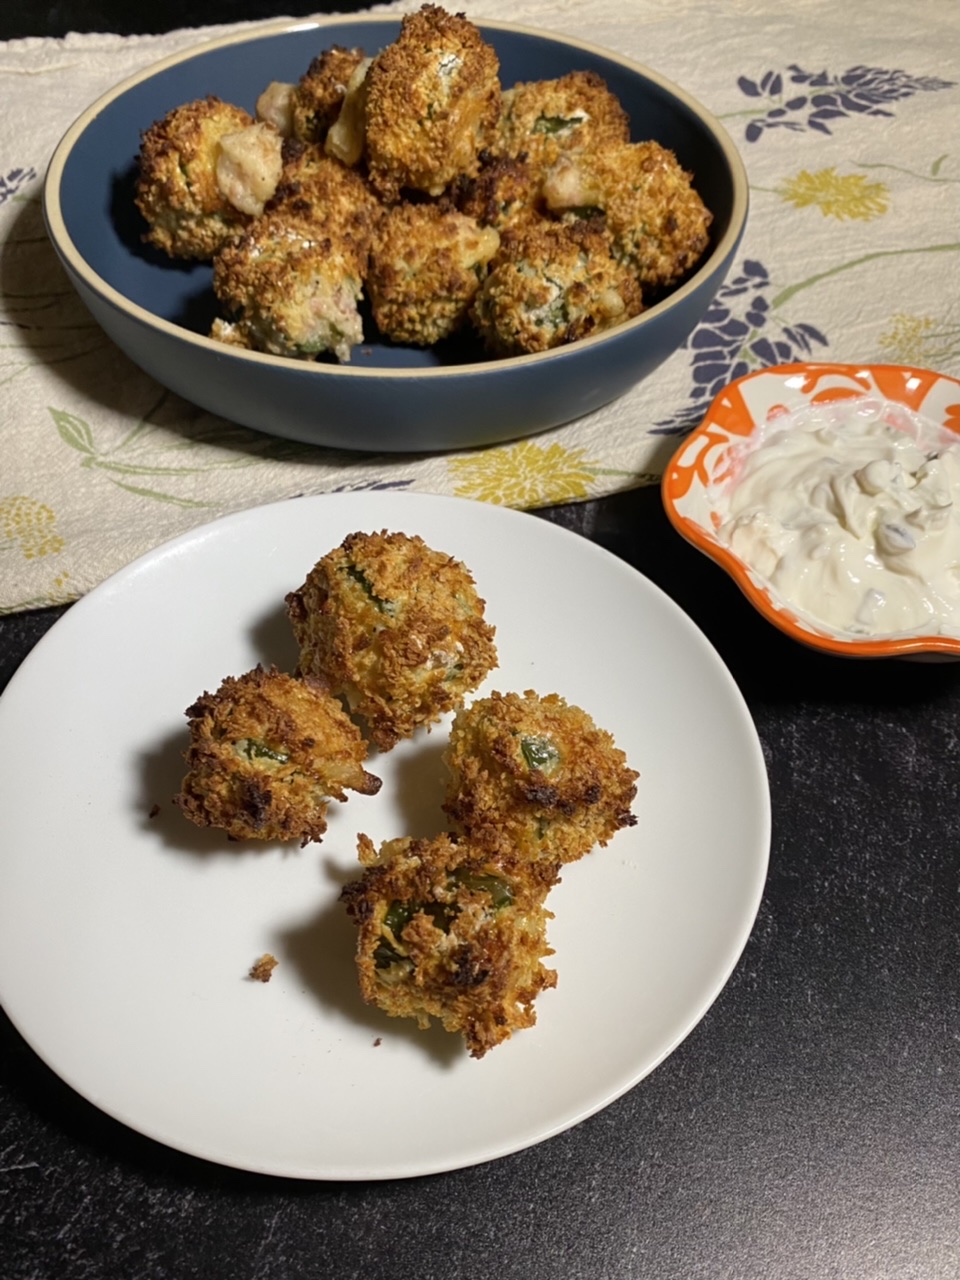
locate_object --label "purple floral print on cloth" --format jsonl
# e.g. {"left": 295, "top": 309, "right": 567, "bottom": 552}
{"left": 0, "top": 167, "right": 36, "bottom": 203}
{"left": 652, "top": 260, "right": 828, "bottom": 437}
{"left": 736, "top": 65, "right": 955, "bottom": 141}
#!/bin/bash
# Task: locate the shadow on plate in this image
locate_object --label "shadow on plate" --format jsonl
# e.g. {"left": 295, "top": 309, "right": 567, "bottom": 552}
{"left": 248, "top": 599, "right": 302, "bottom": 674}
{"left": 380, "top": 734, "right": 449, "bottom": 838}
{"left": 278, "top": 873, "right": 464, "bottom": 1068}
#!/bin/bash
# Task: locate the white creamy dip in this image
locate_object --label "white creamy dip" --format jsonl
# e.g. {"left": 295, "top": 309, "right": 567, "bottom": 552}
{"left": 716, "top": 396, "right": 960, "bottom": 638}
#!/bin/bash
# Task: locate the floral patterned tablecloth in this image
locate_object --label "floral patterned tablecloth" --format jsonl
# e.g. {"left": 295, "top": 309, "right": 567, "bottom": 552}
{"left": 1, "top": 0, "right": 958, "bottom": 612}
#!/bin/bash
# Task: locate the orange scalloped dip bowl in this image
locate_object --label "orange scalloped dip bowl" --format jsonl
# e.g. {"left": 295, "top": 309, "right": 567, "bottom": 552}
{"left": 661, "top": 362, "right": 960, "bottom": 658}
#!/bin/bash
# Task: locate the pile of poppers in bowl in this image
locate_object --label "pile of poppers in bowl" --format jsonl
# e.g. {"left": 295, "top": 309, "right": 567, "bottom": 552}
{"left": 134, "top": 3, "right": 713, "bottom": 363}
{"left": 175, "top": 530, "right": 639, "bottom": 1058}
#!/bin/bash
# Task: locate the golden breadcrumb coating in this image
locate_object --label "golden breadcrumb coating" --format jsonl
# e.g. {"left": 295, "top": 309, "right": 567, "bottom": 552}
{"left": 176, "top": 665, "right": 381, "bottom": 845}
{"left": 367, "top": 202, "right": 500, "bottom": 346}
{"left": 211, "top": 208, "right": 369, "bottom": 363}
{"left": 443, "top": 689, "right": 638, "bottom": 864}
{"left": 249, "top": 953, "right": 279, "bottom": 982}
{"left": 542, "top": 140, "right": 713, "bottom": 290}
{"left": 494, "top": 70, "right": 631, "bottom": 175}
{"left": 266, "top": 141, "right": 380, "bottom": 232}
{"left": 291, "top": 44, "right": 368, "bottom": 144}
{"left": 285, "top": 530, "right": 498, "bottom": 752}
{"left": 341, "top": 832, "right": 558, "bottom": 1057}
{"left": 452, "top": 154, "right": 546, "bottom": 232}
{"left": 137, "top": 9, "right": 716, "bottom": 363}
{"left": 208, "top": 316, "right": 254, "bottom": 348}
{"left": 135, "top": 96, "right": 268, "bottom": 259}
{"left": 364, "top": 4, "right": 501, "bottom": 200}
{"left": 470, "top": 219, "right": 643, "bottom": 356}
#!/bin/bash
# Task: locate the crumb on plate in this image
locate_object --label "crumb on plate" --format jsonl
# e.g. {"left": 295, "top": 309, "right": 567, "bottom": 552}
{"left": 249, "top": 953, "right": 279, "bottom": 982}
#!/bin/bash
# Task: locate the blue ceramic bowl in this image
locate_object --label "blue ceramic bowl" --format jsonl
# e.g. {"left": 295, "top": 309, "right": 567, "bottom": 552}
{"left": 43, "top": 16, "right": 748, "bottom": 453}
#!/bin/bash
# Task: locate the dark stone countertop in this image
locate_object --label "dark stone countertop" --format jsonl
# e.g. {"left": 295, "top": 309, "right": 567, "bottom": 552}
{"left": 2, "top": 5, "right": 959, "bottom": 1276}
{"left": 3, "top": 484, "right": 960, "bottom": 1280}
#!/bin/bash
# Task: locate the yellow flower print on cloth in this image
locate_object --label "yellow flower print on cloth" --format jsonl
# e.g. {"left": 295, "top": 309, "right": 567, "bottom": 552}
{"left": 776, "top": 167, "right": 889, "bottom": 220}
{"left": 449, "top": 441, "right": 630, "bottom": 507}
{"left": 879, "top": 312, "right": 960, "bottom": 366}
{"left": 0, "top": 495, "right": 65, "bottom": 560}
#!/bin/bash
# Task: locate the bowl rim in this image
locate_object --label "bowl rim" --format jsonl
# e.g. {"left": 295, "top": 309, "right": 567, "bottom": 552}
{"left": 661, "top": 360, "right": 960, "bottom": 659}
{"left": 42, "top": 13, "right": 750, "bottom": 382}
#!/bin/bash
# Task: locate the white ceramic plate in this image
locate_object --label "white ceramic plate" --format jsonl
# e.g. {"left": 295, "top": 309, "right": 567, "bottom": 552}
{"left": 0, "top": 493, "right": 769, "bottom": 1180}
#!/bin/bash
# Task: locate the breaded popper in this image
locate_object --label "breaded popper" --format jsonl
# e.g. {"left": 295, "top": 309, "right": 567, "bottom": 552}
{"left": 286, "top": 530, "right": 498, "bottom": 751}
{"left": 291, "top": 44, "right": 369, "bottom": 145}
{"left": 363, "top": 4, "right": 501, "bottom": 200}
{"left": 341, "top": 832, "right": 558, "bottom": 1058}
{"left": 471, "top": 219, "right": 643, "bottom": 356}
{"left": 542, "top": 140, "right": 713, "bottom": 291}
{"left": 210, "top": 212, "right": 365, "bottom": 362}
{"left": 136, "top": 96, "right": 282, "bottom": 259}
{"left": 443, "top": 689, "right": 638, "bottom": 865}
{"left": 176, "top": 665, "right": 381, "bottom": 845}
{"left": 366, "top": 202, "right": 500, "bottom": 346}
{"left": 494, "top": 69, "right": 631, "bottom": 177}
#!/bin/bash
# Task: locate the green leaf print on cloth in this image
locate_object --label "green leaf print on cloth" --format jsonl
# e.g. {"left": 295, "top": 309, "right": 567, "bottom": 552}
{"left": 49, "top": 395, "right": 316, "bottom": 508}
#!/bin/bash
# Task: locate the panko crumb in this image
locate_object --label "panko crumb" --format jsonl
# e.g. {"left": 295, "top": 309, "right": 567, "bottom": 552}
{"left": 210, "top": 146, "right": 380, "bottom": 363}
{"left": 266, "top": 141, "right": 380, "bottom": 236}
{"left": 542, "top": 140, "right": 713, "bottom": 290}
{"left": 452, "top": 154, "right": 545, "bottom": 233}
{"left": 249, "top": 953, "right": 279, "bottom": 982}
{"left": 211, "top": 210, "right": 368, "bottom": 363}
{"left": 291, "top": 44, "right": 368, "bottom": 145}
{"left": 494, "top": 70, "right": 631, "bottom": 176}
